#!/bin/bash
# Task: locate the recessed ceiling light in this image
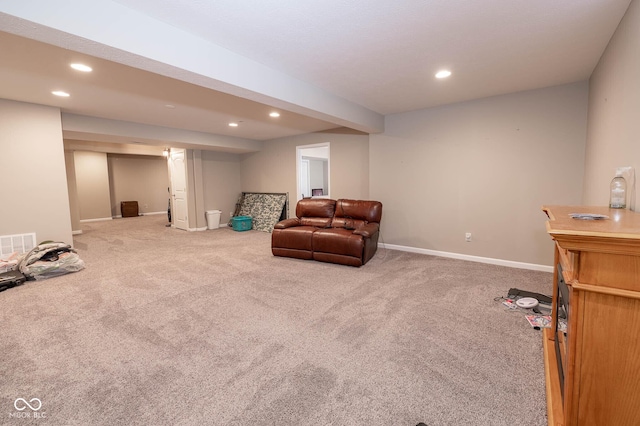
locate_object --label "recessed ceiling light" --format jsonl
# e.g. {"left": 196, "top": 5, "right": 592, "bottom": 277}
{"left": 70, "top": 63, "right": 92, "bottom": 72}
{"left": 228, "top": 122, "right": 239, "bottom": 127}
{"left": 435, "top": 70, "right": 452, "bottom": 79}
{"left": 269, "top": 112, "right": 280, "bottom": 118}
{"left": 52, "top": 91, "right": 70, "bottom": 97}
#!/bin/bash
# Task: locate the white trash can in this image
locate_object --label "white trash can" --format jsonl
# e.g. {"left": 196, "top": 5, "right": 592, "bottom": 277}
{"left": 206, "top": 210, "right": 222, "bottom": 229}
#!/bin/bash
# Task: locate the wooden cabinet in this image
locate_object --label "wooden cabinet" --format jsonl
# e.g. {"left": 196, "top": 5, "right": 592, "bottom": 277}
{"left": 121, "top": 201, "right": 139, "bottom": 218}
{"left": 542, "top": 206, "right": 640, "bottom": 426}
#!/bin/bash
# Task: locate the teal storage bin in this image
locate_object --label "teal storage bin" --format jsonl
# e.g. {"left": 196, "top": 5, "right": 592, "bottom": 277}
{"left": 231, "top": 216, "right": 252, "bottom": 231}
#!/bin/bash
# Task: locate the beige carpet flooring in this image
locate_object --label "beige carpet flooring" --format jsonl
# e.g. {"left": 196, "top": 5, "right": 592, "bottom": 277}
{"left": 1, "top": 215, "right": 552, "bottom": 425}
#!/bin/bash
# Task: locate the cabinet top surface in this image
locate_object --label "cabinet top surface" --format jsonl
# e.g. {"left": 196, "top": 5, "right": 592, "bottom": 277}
{"left": 542, "top": 205, "right": 640, "bottom": 240}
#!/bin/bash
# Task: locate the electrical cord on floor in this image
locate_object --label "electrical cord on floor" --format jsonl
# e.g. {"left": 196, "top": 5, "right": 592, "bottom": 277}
{"left": 375, "top": 228, "right": 389, "bottom": 262}
{"left": 494, "top": 296, "right": 519, "bottom": 311}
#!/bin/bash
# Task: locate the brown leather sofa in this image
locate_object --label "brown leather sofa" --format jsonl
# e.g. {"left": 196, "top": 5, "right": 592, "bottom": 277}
{"left": 271, "top": 198, "right": 383, "bottom": 267}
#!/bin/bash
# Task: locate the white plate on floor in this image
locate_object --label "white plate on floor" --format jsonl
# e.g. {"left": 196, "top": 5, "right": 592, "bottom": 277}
{"left": 516, "top": 297, "right": 539, "bottom": 308}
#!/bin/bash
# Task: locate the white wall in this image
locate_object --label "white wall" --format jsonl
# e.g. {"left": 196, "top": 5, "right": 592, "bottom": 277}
{"left": 201, "top": 151, "right": 242, "bottom": 225}
{"left": 370, "top": 82, "right": 589, "bottom": 267}
{"left": 240, "top": 132, "right": 369, "bottom": 218}
{"left": 64, "top": 151, "right": 81, "bottom": 233}
{"left": 74, "top": 151, "right": 112, "bottom": 220}
{"left": 584, "top": 0, "right": 640, "bottom": 211}
{"left": 0, "top": 99, "right": 72, "bottom": 244}
{"left": 107, "top": 153, "right": 169, "bottom": 216}
{"left": 329, "top": 134, "right": 369, "bottom": 201}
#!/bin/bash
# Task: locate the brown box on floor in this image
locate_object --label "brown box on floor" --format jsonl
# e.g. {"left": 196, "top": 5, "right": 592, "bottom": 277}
{"left": 121, "top": 201, "right": 139, "bottom": 218}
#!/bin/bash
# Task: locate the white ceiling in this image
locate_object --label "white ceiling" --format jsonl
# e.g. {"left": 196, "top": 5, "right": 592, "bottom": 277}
{"left": 0, "top": 0, "right": 632, "bottom": 151}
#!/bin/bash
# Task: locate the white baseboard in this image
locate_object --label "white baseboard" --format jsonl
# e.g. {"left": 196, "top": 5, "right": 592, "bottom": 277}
{"left": 113, "top": 212, "right": 167, "bottom": 218}
{"left": 187, "top": 227, "right": 208, "bottom": 232}
{"left": 72, "top": 230, "right": 83, "bottom": 235}
{"left": 79, "top": 217, "right": 113, "bottom": 223}
{"left": 379, "top": 242, "right": 553, "bottom": 273}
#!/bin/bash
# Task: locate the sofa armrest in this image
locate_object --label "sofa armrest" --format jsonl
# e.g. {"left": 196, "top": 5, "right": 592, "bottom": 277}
{"left": 274, "top": 218, "right": 301, "bottom": 229}
{"left": 353, "top": 223, "right": 379, "bottom": 238}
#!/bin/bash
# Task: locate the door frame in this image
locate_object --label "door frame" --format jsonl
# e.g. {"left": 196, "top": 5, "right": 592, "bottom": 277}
{"left": 296, "top": 142, "right": 330, "bottom": 202}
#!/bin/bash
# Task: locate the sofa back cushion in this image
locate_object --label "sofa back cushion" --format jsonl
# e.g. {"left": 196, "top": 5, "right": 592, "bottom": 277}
{"left": 296, "top": 198, "right": 337, "bottom": 227}
{"left": 332, "top": 199, "right": 383, "bottom": 228}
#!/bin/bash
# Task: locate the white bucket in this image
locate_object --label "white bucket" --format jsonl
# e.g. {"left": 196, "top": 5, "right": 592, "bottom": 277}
{"left": 205, "top": 210, "right": 222, "bottom": 229}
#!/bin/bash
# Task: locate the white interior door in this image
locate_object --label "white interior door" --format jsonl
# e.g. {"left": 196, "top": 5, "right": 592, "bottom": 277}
{"left": 169, "top": 149, "right": 188, "bottom": 231}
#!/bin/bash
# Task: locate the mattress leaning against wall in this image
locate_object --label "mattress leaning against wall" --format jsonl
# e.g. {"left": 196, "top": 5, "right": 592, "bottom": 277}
{"left": 229, "top": 192, "right": 289, "bottom": 232}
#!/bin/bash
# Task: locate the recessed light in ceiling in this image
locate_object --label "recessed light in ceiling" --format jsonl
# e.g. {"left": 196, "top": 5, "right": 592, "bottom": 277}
{"left": 435, "top": 70, "right": 452, "bottom": 79}
{"left": 269, "top": 112, "right": 280, "bottom": 118}
{"left": 52, "top": 91, "right": 70, "bottom": 97}
{"left": 70, "top": 63, "right": 92, "bottom": 72}
{"left": 228, "top": 122, "right": 239, "bottom": 127}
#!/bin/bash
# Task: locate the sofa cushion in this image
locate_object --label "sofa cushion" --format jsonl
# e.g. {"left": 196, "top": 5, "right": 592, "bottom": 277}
{"left": 271, "top": 226, "right": 317, "bottom": 251}
{"left": 273, "top": 218, "right": 300, "bottom": 229}
{"left": 296, "top": 199, "right": 336, "bottom": 218}
{"left": 312, "top": 228, "right": 364, "bottom": 258}
{"left": 271, "top": 247, "right": 313, "bottom": 260}
{"left": 332, "top": 199, "right": 383, "bottom": 229}
{"left": 300, "top": 217, "right": 332, "bottom": 228}
{"left": 313, "top": 252, "right": 363, "bottom": 267}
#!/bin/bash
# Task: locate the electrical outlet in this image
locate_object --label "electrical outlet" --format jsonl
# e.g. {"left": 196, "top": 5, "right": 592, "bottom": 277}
{"left": 465, "top": 232, "right": 472, "bottom": 242}
{"left": 144, "top": 203, "right": 148, "bottom": 209}
{"left": 616, "top": 166, "right": 634, "bottom": 176}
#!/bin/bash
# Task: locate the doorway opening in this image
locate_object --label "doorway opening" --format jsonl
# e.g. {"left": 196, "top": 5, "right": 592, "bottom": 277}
{"left": 296, "top": 143, "right": 329, "bottom": 202}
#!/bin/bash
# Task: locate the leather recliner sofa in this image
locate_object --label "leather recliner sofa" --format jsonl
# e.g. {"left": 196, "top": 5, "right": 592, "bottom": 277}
{"left": 271, "top": 198, "right": 383, "bottom": 267}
